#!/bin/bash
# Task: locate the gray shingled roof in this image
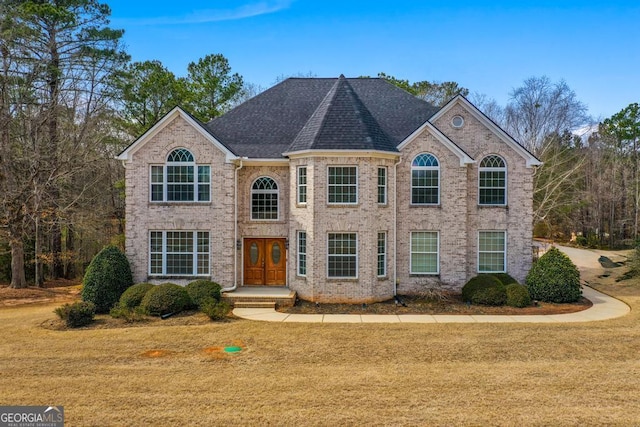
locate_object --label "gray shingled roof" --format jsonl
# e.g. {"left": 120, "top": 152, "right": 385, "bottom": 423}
{"left": 206, "top": 76, "right": 440, "bottom": 159}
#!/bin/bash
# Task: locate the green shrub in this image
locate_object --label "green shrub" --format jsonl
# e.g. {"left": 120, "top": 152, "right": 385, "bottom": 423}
{"left": 54, "top": 301, "right": 96, "bottom": 328}
{"left": 81, "top": 246, "right": 133, "bottom": 313}
{"left": 185, "top": 280, "right": 222, "bottom": 308}
{"left": 461, "top": 274, "right": 505, "bottom": 303}
{"left": 526, "top": 247, "right": 581, "bottom": 303}
{"left": 109, "top": 305, "right": 147, "bottom": 323}
{"left": 472, "top": 286, "right": 507, "bottom": 305}
{"left": 491, "top": 273, "right": 519, "bottom": 286}
{"left": 200, "top": 299, "right": 231, "bottom": 321}
{"left": 140, "top": 283, "right": 192, "bottom": 316}
{"left": 506, "top": 283, "right": 532, "bottom": 308}
{"left": 119, "top": 283, "right": 154, "bottom": 309}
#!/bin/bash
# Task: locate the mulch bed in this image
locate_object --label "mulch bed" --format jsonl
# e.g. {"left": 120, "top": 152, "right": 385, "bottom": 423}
{"left": 279, "top": 293, "right": 593, "bottom": 316}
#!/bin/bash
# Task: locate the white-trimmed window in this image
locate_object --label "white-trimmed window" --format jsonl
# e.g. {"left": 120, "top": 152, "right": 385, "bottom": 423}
{"left": 378, "top": 167, "right": 387, "bottom": 205}
{"left": 410, "top": 231, "right": 439, "bottom": 274}
{"left": 328, "top": 166, "right": 357, "bottom": 204}
{"left": 251, "top": 176, "right": 279, "bottom": 220}
{"left": 479, "top": 155, "right": 507, "bottom": 205}
{"left": 149, "top": 231, "right": 210, "bottom": 276}
{"left": 297, "top": 166, "right": 307, "bottom": 205}
{"left": 150, "top": 148, "right": 210, "bottom": 202}
{"left": 327, "top": 233, "right": 357, "bottom": 278}
{"left": 411, "top": 153, "right": 439, "bottom": 205}
{"left": 478, "top": 231, "right": 506, "bottom": 273}
{"left": 377, "top": 232, "right": 387, "bottom": 277}
{"left": 297, "top": 231, "right": 307, "bottom": 276}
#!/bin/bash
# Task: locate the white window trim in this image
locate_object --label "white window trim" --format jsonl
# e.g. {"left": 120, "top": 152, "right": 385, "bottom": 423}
{"left": 410, "top": 231, "right": 440, "bottom": 275}
{"left": 297, "top": 166, "right": 307, "bottom": 205}
{"left": 327, "top": 232, "right": 358, "bottom": 279}
{"left": 327, "top": 165, "right": 358, "bottom": 205}
{"left": 478, "top": 155, "right": 507, "bottom": 206}
{"left": 148, "top": 230, "right": 210, "bottom": 277}
{"left": 378, "top": 167, "right": 387, "bottom": 205}
{"left": 377, "top": 231, "right": 387, "bottom": 277}
{"left": 250, "top": 176, "right": 279, "bottom": 221}
{"left": 297, "top": 231, "right": 307, "bottom": 277}
{"left": 410, "top": 153, "right": 440, "bottom": 206}
{"left": 149, "top": 152, "right": 211, "bottom": 203}
{"left": 477, "top": 230, "right": 507, "bottom": 273}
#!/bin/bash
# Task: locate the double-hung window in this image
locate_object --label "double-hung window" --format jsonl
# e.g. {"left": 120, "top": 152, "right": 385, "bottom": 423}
{"left": 328, "top": 166, "right": 357, "bottom": 204}
{"left": 410, "top": 231, "right": 439, "bottom": 274}
{"left": 479, "top": 155, "right": 507, "bottom": 205}
{"left": 149, "top": 231, "right": 210, "bottom": 276}
{"left": 297, "top": 231, "right": 307, "bottom": 276}
{"left": 327, "top": 233, "right": 357, "bottom": 278}
{"left": 378, "top": 167, "right": 387, "bottom": 205}
{"left": 377, "top": 232, "right": 387, "bottom": 277}
{"left": 411, "top": 153, "right": 439, "bottom": 205}
{"left": 478, "top": 231, "right": 506, "bottom": 272}
{"left": 297, "top": 166, "right": 307, "bottom": 205}
{"left": 150, "top": 148, "right": 210, "bottom": 202}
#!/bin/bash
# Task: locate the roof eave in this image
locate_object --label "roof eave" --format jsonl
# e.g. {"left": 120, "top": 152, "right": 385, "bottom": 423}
{"left": 116, "top": 107, "right": 238, "bottom": 164}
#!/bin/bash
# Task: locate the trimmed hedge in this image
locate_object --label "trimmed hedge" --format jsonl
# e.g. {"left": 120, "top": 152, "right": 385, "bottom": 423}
{"left": 119, "top": 283, "right": 155, "bottom": 309}
{"left": 140, "top": 283, "right": 192, "bottom": 316}
{"left": 472, "top": 285, "right": 507, "bottom": 306}
{"left": 461, "top": 274, "right": 505, "bottom": 303}
{"left": 54, "top": 301, "right": 96, "bottom": 328}
{"left": 491, "top": 273, "right": 519, "bottom": 286}
{"left": 81, "top": 246, "right": 133, "bottom": 313}
{"left": 506, "top": 283, "right": 531, "bottom": 308}
{"left": 526, "top": 247, "right": 581, "bottom": 303}
{"left": 185, "top": 280, "right": 222, "bottom": 309}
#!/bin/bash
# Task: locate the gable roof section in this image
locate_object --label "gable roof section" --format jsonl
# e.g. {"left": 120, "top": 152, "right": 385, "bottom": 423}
{"left": 431, "top": 95, "right": 542, "bottom": 168}
{"left": 116, "top": 106, "right": 237, "bottom": 163}
{"left": 398, "top": 121, "right": 475, "bottom": 167}
{"left": 285, "top": 75, "right": 397, "bottom": 154}
{"left": 206, "top": 77, "right": 439, "bottom": 158}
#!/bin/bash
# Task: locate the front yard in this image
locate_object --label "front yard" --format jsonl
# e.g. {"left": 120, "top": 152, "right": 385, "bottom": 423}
{"left": 0, "top": 249, "right": 639, "bottom": 425}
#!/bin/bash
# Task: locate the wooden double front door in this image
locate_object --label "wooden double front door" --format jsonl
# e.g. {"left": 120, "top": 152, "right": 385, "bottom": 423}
{"left": 243, "top": 238, "right": 287, "bottom": 286}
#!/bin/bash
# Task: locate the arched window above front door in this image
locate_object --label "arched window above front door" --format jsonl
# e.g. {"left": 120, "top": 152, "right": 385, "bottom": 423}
{"left": 251, "top": 176, "right": 279, "bottom": 220}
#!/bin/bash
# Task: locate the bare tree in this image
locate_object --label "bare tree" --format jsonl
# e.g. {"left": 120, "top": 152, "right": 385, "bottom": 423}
{"left": 503, "top": 76, "right": 590, "bottom": 156}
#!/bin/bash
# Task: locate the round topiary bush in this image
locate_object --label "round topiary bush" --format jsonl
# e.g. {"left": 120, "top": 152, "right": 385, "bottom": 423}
{"left": 54, "top": 301, "right": 96, "bottom": 328}
{"left": 81, "top": 246, "right": 133, "bottom": 313}
{"left": 185, "top": 280, "right": 222, "bottom": 309}
{"left": 505, "top": 283, "right": 532, "bottom": 308}
{"left": 526, "top": 247, "right": 581, "bottom": 303}
{"left": 119, "top": 283, "right": 155, "bottom": 309}
{"left": 471, "top": 285, "right": 507, "bottom": 306}
{"left": 461, "top": 274, "right": 505, "bottom": 303}
{"left": 140, "top": 283, "right": 192, "bottom": 316}
{"left": 491, "top": 273, "right": 519, "bottom": 286}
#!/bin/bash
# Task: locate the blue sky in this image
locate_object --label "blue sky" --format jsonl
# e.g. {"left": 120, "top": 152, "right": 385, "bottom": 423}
{"left": 107, "top": 0, "right": 639, "bottom": 119}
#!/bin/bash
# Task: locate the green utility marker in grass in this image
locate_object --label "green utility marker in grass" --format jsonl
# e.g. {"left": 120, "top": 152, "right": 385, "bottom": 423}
{"left": 224, "top": 346, "right": 242, "bottom": 353}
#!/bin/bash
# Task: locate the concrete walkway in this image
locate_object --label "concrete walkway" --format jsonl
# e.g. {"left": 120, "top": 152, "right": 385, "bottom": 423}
{"left": 233, "top": 245, "right": 632, "bottom": 323}
{"left": 232, "top": 285, "right": 630, "bottom": 323}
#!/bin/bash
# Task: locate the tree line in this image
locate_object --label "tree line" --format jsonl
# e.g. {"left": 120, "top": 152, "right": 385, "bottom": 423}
{"left": 1, "top": 1, "right": 637, "bottom": 288}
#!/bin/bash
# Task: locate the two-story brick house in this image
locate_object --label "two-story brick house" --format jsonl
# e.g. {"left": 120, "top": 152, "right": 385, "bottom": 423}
{"left": 117, "top": 76, "right": 541, "bottom": 303}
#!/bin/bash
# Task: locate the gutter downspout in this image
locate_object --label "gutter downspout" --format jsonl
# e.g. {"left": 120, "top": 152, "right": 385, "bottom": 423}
{"left": 393, "top": 156, "right": 403, "bottom": 296}
{"left": 222, "top": 157, "right": 244, "bottom": 293}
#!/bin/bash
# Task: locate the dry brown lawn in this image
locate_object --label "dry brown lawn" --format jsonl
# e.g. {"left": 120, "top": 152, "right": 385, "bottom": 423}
{"left": 1, "top": 272, "right": 639, "bottom": 425}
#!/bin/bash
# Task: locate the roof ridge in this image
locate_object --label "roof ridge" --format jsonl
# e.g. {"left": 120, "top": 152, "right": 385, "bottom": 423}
{"left": 287, "top": 77, "right": 342, "bottom": 152}
{"left": 287, "top": 76, "right": 397, "bottom": 153}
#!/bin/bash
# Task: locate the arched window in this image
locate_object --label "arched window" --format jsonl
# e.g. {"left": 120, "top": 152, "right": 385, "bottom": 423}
{"left": 411, "top": 153, "right": 439, "bottom": 205}
{"left": 479, "top": 155, "right": 506, "bottom": 205}
{"left": 150, "top": 148, "right": 210, "bottom": 202}
{"left": 251, "top": 177, "right": 279, "bottom": 220}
